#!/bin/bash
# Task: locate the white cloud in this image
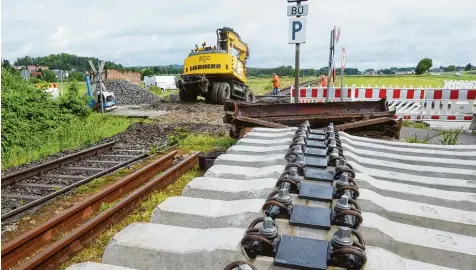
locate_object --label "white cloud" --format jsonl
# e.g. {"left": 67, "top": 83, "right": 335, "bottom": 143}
{"left": 1, "top": 0, "right": 475, "bottom": 69}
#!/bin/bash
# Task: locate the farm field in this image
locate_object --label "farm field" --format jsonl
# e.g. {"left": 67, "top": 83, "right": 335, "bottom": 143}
{"left": 246, "top": 73, "right": 475, "bottom": 95}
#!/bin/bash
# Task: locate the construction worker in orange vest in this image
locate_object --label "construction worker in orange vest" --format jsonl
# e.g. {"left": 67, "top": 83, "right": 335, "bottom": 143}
{"left": 320, "top": 75, "right": 328, "bottom": 87}
{"left": 272, "top": 73, "right": 280, "bottom": 95}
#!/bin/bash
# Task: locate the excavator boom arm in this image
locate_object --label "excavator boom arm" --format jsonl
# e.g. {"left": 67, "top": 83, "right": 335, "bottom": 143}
{"left": 216, "top": 27, "right": 249, "bottom": 64}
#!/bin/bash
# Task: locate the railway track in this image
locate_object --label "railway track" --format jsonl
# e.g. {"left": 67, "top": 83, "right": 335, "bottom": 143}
{"left": 255, "top": 79, "right": 320, "bottom": 103}
{"left": 63, "top": 123, "right": 475, "bottom": 270}
{"left": 1, "top": 141, "right": 148, "bottom": 220}
{"left": 1, "top": 150, "right": 198, "bottom": 270}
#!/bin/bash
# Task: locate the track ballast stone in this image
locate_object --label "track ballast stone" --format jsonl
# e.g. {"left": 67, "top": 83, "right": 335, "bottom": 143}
{"left": 101, "top": 79, "right": 165, "bottom": 106}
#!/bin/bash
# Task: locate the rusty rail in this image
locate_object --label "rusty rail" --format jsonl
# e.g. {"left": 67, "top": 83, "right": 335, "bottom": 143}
{"left": 14, "top": 153, "right": 198, "bottom": 270}
{"left": 224, "top": 98, "right": 402, "bottom": 139}
{"left": 17, "top": 153, "right": 198, "bottom": 270}
{"left": 1, "top": 151, "right": 179, "bottom": 270}
{"left": 335, "top": 117, "right": 403, "bottom": 140}
{"left": 224, "top": 98, "right": 390, "bottom": 120}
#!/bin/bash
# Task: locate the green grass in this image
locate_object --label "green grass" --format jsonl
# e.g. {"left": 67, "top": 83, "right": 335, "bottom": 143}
{"left": 148, "top": 85, "right": 179, "bottom": 99}
{"left": 405, "top": 134, "right": 430, "bottom": 144}
{"left": 402, "top": 120, "right": 429, "bottom": 129}
{"left": 2, "top": 113, "right": 142, "bottom": 169}
{"left": 336, "top": 74, "right": 475, "bottom": 88}
{"left": 178, "top": 134, "right": 237, "bottom": 152}
{"left": 57, "top": 81, "right": 88, "bottom": 96}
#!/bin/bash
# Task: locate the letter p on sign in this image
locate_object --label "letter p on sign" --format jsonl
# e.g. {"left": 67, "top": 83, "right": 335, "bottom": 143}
{"left": 289, "top": 17, "right": 306, "bottom": 44}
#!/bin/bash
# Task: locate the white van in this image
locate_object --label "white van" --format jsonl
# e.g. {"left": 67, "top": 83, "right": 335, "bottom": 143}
{"left": 144, "top": 76, "right": 178, "bottom": 90}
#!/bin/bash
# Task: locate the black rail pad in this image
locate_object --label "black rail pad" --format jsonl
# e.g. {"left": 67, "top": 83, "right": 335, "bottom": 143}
{"left": 274, "top": 235, "right": 329, "bottom": 270}
{"left": 304, "top": 168, "right": 335, "bottom": 183}
{"left": 306, "top": 140, "right": 327, "bottom": 149}
{"left": 308, "top": 134, "right": 327, "bottom": 141}
{"left": 310, "top": 129, "right": 326, "bottom": 135}
{"left": 304, "top": 147, "right": 327, "bottom": 157}
{"left": 299, "top": 182, "right": 334, "bottom": 202}
{"left": 304, "top": 156, "right": 328, "bottom": 169}
{"left": 290, "top": 205, "right": 332, "bottom": 230}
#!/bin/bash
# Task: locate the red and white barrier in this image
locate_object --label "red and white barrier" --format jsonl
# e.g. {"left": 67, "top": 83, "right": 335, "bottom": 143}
{"left": 290, "top": 86, "right": 476, "bottom": 121}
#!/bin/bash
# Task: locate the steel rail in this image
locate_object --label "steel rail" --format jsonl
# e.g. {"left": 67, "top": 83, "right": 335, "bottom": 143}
{"left": 1, "top": 151, "right": 178, "bottom": 270}
{"left": 1, "top": 153, "right": 148, "bottom": 220}
{"left": 15, "top": 153, "right": 198, "bottom": 270}
{"left": 1, "top": 141, "right": 117, "bottom": 186}
{"left": 255, "top": 79, "right": 320, "bottom": 99}
{"left": 275, "top": 79, "right": 320, "bottom": 96}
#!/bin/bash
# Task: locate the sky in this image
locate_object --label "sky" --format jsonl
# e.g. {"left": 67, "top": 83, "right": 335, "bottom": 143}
{"left": 1, "top": 0, "right": 475, "bottom": 70}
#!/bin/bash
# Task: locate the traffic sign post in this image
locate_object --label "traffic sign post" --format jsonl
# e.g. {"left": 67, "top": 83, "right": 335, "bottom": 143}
{"left": 88, "top": 60, "right": 106, "bottom": 117}
{"left": 288, "top": 0, "right": 308, "bottom": 104}
{"left": 326, "top": 26, "right": 340, "bottom": 101}
{"left": 341, "top": 48, "right": 346, "bottom": 101}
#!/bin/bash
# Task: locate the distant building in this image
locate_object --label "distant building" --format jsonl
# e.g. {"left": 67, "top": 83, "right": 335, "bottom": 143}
{"left": 394, "top": 71, "right": 415, "bottom": 75}
{"left": 95, "top": 68, "right": 141, "bottom": 85}
{"left": 52, "top": 69, "right": 69, "bottom": 80}
{"left": 27, "top": 65, "right": 37, "bottom": 72}
{"left": 31, "top": 71, "right": 42, "bottom": 78}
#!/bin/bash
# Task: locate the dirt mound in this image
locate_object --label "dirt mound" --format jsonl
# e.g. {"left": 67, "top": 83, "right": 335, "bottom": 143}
{"left": 101, "top": 79, "right": 165, "bottom": 106}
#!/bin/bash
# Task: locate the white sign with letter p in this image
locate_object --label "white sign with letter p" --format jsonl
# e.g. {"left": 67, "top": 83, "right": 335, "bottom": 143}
{"left": 288, "top": 17, "right": 306, "bottom": 44}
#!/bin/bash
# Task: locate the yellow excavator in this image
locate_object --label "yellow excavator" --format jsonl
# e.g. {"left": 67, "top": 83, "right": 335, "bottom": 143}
{"left": 177, "top": 27, "right": 256, "bottom": 104}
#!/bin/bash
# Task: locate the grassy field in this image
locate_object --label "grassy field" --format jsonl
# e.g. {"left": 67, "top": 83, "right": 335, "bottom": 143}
{"left": 246, "top": 73, "right": 475, "bottom": 95}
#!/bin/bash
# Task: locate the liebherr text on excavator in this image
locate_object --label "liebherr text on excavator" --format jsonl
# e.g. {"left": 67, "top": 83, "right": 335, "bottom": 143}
{"left": 176, "top": 27, "right": 256, "bottom": 105}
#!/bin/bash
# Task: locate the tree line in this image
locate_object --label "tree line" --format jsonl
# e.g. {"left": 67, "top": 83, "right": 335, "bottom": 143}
{"left": 13, "top": 53, "right": 124, "bottom": 71}
{"left": 8, "top": 53, "right": 475, "bottom": 78}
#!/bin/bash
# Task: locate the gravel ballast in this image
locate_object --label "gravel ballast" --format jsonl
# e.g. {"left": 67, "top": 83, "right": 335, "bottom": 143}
{"left": 101, "top": 79, "right": 165, "bottom": 106}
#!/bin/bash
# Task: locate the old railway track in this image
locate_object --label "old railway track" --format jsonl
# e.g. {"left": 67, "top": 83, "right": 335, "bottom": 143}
{"left": 1, "top": 141, "right": 148, "bottom": 220}
{"left": 1, "top": 150, "right": 198, "bottom": 270}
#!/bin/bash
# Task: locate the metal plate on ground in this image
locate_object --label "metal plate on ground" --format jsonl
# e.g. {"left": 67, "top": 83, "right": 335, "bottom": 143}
{"left": 308, "top": 134, "right": 326, "bottom": 141}
{"left": 306, "top": 140, "right": 327, "bottom": 149}
{"left": 304, "top": 147, "right": 327, "bottom": 157}
{"left": 310, "top": 129, "right": 326, "bottom": 135}
{"left": 290, "top": 205, "right": 332, "bottom": 230}
{"left": 304, "top": 156, "right": 328, "bottom": 169}
{"left": 304, "top": 169, "right": 335, "bottom": 183}
{"left": 274, "top": 235, "right": 329, "bottom": 270}
{"left": 299, "top": 182, "right": 334, "bottom": 202}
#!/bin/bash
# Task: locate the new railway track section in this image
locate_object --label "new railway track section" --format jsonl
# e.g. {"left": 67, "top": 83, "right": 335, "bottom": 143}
{"left": 1, "top": 141, "right": 148, "bottom": 220}
{"left": 1, "top": 150, "right": 198, "bottom": 270}
{"left": 64, "top": 121, "right": 475, "bottom": 270}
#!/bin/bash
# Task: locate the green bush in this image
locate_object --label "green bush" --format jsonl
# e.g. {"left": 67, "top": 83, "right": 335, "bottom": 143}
{"left": 69, "top": 71, "right": 85, "bottom": 82}
{"left": 438, "top": 129, "right": 462, "bottom": 145}
{"left": 29, "top": 77, "right": 44, "bottom": 84}
{"left": 41, "top": 69, "right": 57, "bottom": 82}
{"left": 59, "top": 80, "right": 91, "bottom": 117}
{"left": 1, "top": 69, "right": 91, "bottom": 166}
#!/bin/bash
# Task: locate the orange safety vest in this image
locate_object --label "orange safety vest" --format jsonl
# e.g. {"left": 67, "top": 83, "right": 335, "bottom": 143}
{"left": 272, "top": 74, "right": 280, "bottom": 88}
{"left": 320, "top": 75, "right": 328, "bottom": 87}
